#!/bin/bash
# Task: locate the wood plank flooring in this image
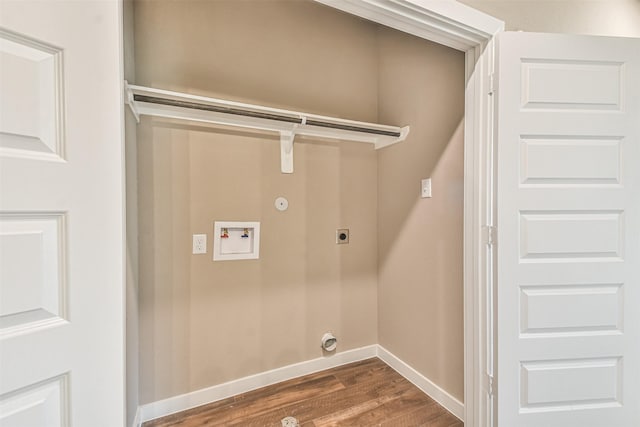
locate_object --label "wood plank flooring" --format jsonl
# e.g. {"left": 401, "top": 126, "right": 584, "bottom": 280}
{"left": 143, "top": 358, "right": 463, "bottom": 427}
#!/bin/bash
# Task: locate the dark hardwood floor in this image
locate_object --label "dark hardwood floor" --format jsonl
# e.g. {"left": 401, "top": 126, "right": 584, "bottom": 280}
{"left": 143, "top": 357, "right": 463, "bottom": 427}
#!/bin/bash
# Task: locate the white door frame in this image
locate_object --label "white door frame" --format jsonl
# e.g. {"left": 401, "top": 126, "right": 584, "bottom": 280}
{"left": 314, "top": 1, "right": 503, "bottom": 426}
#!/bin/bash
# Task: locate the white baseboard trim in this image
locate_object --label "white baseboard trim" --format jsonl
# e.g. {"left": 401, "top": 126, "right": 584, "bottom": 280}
{"left": 131, "top": 406, "right": 141, "bottom": 427}
{"left": 139, "top": 345, "right": 378, "bottom": 423}
{"left": 376, "top": 345, "right": 465, "bottom": 421}
{"left": 139, "top": 344, "right": 464, "bottom": 424}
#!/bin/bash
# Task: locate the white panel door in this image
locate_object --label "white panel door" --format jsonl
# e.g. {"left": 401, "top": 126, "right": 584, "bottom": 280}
{"left": 0, "top": 1, "right": 124, "bottom": 426}
{"left": 496, "top": 32, "right": 640, "bottom": 426}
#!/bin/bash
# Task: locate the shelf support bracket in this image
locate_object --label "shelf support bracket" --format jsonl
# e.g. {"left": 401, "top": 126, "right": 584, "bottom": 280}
{"left": 280, "top": 130, "right": 295, "bottom": 174}
{"left": 123, "top": 81, "right": 140, "bottom": 123}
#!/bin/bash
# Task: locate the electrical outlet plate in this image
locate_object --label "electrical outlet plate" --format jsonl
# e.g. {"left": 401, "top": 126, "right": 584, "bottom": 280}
{"left": 421, "top": 178, "right": 432, "bottom": 198}
{"left": 192, "top": 234, "right": 207, "bottom": 254}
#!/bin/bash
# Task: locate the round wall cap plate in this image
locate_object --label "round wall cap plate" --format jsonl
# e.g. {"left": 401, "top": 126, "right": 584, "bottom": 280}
{"left": 275, "top": 197, "right": 289, "bottom": 211}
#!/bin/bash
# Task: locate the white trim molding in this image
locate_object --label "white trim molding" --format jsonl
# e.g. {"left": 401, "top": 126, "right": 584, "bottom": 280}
{"left": 377, "top": 345, "right": 465, "bottom": 420}
{"left": 139, "top": 346, "right": 377, "bottom": 423}
{"left": 313, "top": 0, "right": 502, "bottom": 51}
{"left": 139, "top": 345, "right": 466, "bottom": 424}
{"left": 131, "top": 407, "right": 141, "bottom": 427}
{"left": 462, "top": 37, "right": 499, "bottom": 427}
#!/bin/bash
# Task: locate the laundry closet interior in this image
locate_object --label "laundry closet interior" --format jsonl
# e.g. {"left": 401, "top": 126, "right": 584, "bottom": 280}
{"left": 124, "top": 0, "right": 466, "bottom": 420}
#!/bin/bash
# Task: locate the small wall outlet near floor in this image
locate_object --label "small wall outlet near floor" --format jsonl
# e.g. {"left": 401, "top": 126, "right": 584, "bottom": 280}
{"left": 192, "top": 234, "right": 207, "bottom": 254}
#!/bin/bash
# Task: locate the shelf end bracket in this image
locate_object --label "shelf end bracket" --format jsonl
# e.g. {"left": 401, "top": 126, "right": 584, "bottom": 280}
{"left": 280, "top": 130, "right": 295, "bottom": 174}
{"left": 124, "top": 80, "right": 140, "bottom": 123}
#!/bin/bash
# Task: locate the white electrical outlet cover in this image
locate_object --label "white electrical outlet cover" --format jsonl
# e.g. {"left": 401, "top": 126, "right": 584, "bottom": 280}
{"left": 421, "top": 178, "right": 432, "bottom": 198}
{"left": 192, "top": 234, "right": 207, "bottom": 254}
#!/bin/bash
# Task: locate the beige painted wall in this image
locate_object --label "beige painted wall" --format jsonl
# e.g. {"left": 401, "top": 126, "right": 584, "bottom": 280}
{"left": 134, "top": 0, "right": 378, "bottom": 121}
{"left": 135, "top": 0, "right": 380, "bottom": 404}
{"left": 134, "top": 0, "right": 465, "bottom": 406}
{"left": 377, "top": 29, "right": 466, "bottom": 401}
{"left": 458, "top": 0, "right": 640, "bottom": 37}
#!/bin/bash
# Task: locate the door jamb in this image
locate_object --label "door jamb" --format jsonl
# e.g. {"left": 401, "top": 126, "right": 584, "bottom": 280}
{"left": 312, "top": 2, "right": 504, "bottom": 426}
